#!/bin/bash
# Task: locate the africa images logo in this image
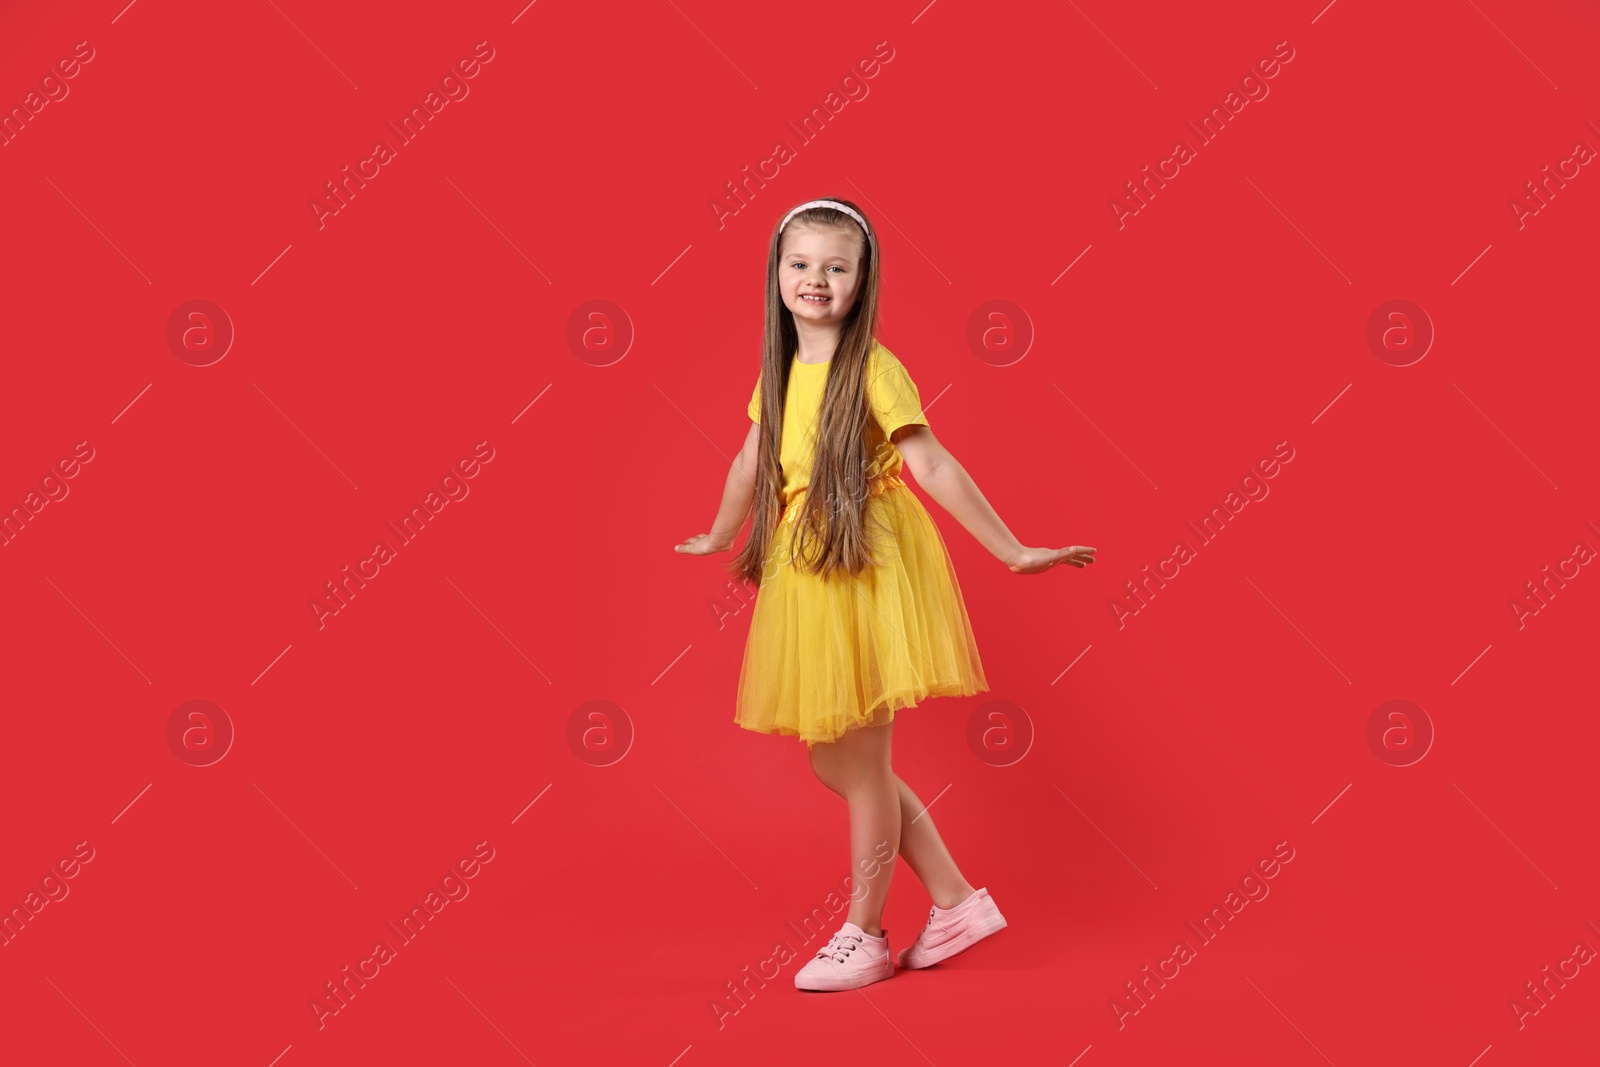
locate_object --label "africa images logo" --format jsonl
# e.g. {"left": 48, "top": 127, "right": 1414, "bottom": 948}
{"left": 308, "top": 42, "right": 497, "bottom": 229}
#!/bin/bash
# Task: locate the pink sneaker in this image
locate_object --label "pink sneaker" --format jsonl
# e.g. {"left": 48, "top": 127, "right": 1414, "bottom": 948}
{"left": 794, "top": 921, "right": 895, "bottom": 992}
{"left": 896, "top": 887, "right": 1008, "bottom": 969}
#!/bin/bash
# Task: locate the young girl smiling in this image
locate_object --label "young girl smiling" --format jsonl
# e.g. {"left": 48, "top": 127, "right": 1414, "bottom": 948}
{"left": 676, "top": 197, "right": 1095, "bottom": 991}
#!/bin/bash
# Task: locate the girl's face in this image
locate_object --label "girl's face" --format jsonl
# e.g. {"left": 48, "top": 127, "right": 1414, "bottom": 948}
{"left": 779, "top": 224, "right": 864, "bottom": 326}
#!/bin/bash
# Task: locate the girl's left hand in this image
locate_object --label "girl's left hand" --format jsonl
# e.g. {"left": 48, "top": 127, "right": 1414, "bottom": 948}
{"left": 1008, "top": 545, "right": 1096, "bottom": 574}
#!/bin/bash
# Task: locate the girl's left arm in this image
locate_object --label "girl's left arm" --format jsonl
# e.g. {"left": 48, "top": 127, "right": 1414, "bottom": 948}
{"left": 894, "top": 427, "right": 1021, "bottom": 565}
{"left": 894, "top": 426, "right": 1096, "bottom": 574}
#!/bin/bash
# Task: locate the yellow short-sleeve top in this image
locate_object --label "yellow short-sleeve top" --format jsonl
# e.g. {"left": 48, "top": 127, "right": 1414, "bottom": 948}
{"left": 747, "top": 340, "right": 929, "bottom": 512}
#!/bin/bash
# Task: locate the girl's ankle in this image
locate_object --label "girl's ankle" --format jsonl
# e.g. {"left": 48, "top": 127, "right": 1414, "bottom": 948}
{"left": 933, "top": 884, "right": 977, "bottom": 910}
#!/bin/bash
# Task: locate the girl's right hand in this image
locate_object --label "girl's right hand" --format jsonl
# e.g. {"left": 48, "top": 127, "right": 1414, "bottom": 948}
{"left": 675, "top": 532, "right": 735, "bottom": 555}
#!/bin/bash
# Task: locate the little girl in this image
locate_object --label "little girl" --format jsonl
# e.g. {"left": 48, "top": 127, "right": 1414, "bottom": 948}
{"left": 675, "top": 197, "right": 1096, "bottom": 992}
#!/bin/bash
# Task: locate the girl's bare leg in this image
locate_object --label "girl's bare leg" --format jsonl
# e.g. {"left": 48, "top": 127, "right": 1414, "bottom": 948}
{"left": 891, "top": 774, "right": 978, "bottom": 910}
{"left": 808, "top": 710, "right": 981, "bottom": 932}
{"left": 807, "top": 710, "right": 899, "bottom": 936}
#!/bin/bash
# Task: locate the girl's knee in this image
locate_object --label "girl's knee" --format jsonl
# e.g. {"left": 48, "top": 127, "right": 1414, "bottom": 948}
{"left": 808, "top": 746, "right": 848, "bottom": 796}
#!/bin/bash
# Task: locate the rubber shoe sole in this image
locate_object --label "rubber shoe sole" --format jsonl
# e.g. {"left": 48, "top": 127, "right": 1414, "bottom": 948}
{"left": 794, "top": 955, "right": 895, "bottom": 992}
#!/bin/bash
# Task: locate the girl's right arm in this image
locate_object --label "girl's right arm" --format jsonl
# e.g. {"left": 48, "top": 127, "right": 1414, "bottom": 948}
{"left": 675, "top": 423, "right": 761, "bottom": 555}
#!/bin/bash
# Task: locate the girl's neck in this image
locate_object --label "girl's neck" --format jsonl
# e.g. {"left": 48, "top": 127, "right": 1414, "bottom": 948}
{"left": 793, "top": 319, "right": 842, "bottom": 365}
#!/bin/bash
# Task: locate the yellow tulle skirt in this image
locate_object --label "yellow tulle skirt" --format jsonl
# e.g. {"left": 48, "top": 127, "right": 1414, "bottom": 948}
{"left": 734, "top": 474, "right": 990, "bottom": 747}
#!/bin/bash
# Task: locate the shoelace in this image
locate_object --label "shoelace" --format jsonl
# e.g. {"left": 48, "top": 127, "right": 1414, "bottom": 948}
{"left": 816, "top": 931, "right": 865, "bottom": 962}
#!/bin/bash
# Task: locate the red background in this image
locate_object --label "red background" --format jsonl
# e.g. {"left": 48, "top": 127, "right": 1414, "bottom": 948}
{"left": 2, "top": 1, "right": 1597, "bottom": 1064}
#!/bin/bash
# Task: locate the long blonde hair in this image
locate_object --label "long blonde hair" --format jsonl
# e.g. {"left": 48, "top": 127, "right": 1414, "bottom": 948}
{"left": 727, "top": 197, "right": 888, "bottom": 587}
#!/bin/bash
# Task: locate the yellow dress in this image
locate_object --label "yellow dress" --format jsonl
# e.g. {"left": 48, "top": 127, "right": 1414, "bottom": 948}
{"left": 734, "top": 340, "right": 989, "bottom": 747}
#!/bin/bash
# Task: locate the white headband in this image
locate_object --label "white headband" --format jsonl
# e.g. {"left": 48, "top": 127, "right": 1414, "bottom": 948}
{"left": 778, "top": 199, "right": 873, "bottom": 246}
